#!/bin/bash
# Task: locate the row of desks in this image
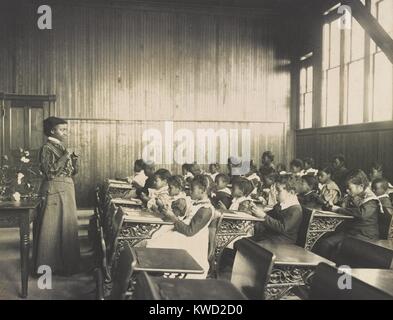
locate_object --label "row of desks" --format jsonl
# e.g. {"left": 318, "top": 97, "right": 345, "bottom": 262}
{"left": 102, "top": 180, "right": 357, "bottom": 299}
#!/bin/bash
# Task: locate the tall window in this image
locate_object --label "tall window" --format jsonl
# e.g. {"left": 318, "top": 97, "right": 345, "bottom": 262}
{"left": 370, "top": 0, "right": 393, "bottom": 121}
{"left": 318, "top": 0, "right": 393, "bottom": 128}
{"left": 299, "top": 62, "right": 313, "bottom": 129}
{"left": 345, "top": 18, "right": 365, "bottom": 124}
{"left": 322, "top": 18, "right": 342, "bottom": 126}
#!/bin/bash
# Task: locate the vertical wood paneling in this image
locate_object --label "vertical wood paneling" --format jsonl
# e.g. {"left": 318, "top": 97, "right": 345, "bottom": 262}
{"left": 296, "top": 123, "right": 393, "bottom": 183}
{"left": 0, "top": 1, "right": 296, "bottom": 206}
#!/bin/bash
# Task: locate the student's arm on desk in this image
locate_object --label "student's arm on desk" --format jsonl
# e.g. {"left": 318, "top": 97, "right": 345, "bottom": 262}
{"left": 251, "top": 203, "right": 302, "bottom": 234}
{"left": 170, "top": 208, "right": 213, "bottom": 237}
{"left": 333, "top": 201, "right": 378, "bottom": 219}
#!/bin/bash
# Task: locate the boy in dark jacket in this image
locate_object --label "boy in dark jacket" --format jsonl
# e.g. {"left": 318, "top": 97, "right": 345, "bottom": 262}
{"left": 251, "top": 175, "right": 303, "bottom": 244}
{"left": 318, "top": 170, "right": 380, "bottom": 261}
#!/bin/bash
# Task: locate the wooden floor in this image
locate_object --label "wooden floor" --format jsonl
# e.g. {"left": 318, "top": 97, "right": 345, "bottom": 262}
{"left": 0, "top": 210, "right": 97, "bottom": 300}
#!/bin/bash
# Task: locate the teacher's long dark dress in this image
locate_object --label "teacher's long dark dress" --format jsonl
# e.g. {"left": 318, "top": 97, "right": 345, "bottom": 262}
{"left": 35, "top": 138, "right": 80, "bottom": 275}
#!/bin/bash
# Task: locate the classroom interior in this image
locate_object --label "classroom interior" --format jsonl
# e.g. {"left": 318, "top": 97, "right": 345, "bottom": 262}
{"left": 0, "top": 0, "right": 392, "bottom": 300}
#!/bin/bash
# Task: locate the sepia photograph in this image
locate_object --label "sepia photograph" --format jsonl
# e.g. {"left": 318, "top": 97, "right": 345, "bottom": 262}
{"left": 0, "top": 0, "right": 392, "bottom": 305}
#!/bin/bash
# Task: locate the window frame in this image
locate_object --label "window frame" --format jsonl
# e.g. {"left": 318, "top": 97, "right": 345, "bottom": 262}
{"left": 299, "top": 0, "right": 393, "bottom": 130}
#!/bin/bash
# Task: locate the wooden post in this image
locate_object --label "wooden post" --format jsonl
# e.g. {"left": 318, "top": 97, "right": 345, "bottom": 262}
{"left": 343, "top": 0, "right": 393, "bottom": 64}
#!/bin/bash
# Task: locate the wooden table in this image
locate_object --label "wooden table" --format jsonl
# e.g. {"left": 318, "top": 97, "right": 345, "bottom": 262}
{"left": 304, "top": 209, "right": 354, "bottom": 251}
{"left": 0, "top": 199, "right": 42, "bottom": 298}
{"left": 133, "top": 248, "right": 204, "bottom": 277}
{"left": 116, "top": 207, "right": 173, "bottom": 250}
{"left": 258, "top": 242, "right": 334, "bottom": 300}
{"left": 105, "top": 180, "right": 134, "bottom": 201}
{"left": 350, "top": 269, "right": 393, "bottom": 298}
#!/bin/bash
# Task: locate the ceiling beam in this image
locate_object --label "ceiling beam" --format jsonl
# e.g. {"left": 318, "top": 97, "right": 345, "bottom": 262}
{"left": 343, "top": 0, "right": 393, "bottom": 64}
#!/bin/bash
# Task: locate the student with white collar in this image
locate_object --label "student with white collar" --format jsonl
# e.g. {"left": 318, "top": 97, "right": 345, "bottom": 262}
{"left": 318, "top": 170, "right": 380, "bottom": 261}
{"left": 372, "top": 178, "right": 393, "bottom": 215}
{"left": 210, "top": 173, "right": 232, "bottom": 209}
{"left": 147, "top": 175, "right": 215, "bottom": 278}
{"left": 251, "top": 175, "right": 303, "bottom": 244}
{"left": 227, "top": 177, "right": 254, "bottom": 213}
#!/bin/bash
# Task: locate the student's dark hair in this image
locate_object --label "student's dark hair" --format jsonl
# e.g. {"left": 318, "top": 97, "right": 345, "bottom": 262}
{"left": 154, "top": 168, "right": 171, "bottom": 181}
{"left": 232, "top": 177, "right": 254, "bottom": 197}
{"left": 215, "top": 173, "right": 230, "bottom": 185}
{"left": 134, "top": 159, "right": 145, "bottom": 170}
{"left": 262, "top": 151, "right": 274, "bottom": 162}
{"left": 43, "top": 117, "right": 67, "bottom": 137}
{"left": 182, "top": 163, "right": 192, "bottom": 171}
{"left": 263, "top": 172, "right": 278, "bottom": 182}
{"left": 345, "top": 169, "right": 369, "bottom": 187}
{"left": 191, "top": 174, "right": 210, "bottom": 192}
{"left": 318, "top": 167, "right": 333, "bottom": 176}
{"left": 371, "top": 177, "right": 389, "bottom": 191}
{"left": 189, "top": 163, "right": 202, "bottom": 176}
{"left": 331, "top": 153, "right": 345, "bottom": 164}
{"left": 276, "top": 175, "right": 301, "bottom": 193}
{"left": 168, "top": 175, "right": 185, "bottom": 190}
{"left": 303, "top": 157, "right": 315, "bottom": 168}
{"left": 370, "top": 161, "right": 383, "bottom": 172}
{"left": 209, "top": 162, "right": 219, "bottom": 169}
{"left": 301, "top": 175, "right": 319, "bottom": 191}
{"left": 290, "top": 158, "right": 304, "bottom": 169}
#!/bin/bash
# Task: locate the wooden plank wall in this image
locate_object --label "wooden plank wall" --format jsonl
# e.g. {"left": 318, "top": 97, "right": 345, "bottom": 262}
{"left": 0, "top": 1, "right": 297, "bottom": 206}
{"left": 296, "top": 121, "right": 393, "bottom": 182}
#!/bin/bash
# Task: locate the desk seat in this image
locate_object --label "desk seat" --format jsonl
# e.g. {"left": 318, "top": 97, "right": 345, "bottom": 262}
{"left": 336, "top": 237, "right": 393, "bottom": 269}
{"left": 96, "top": 244, "right": 204, "bottom": 300}
{"left": 257, "top": 242, "right": 334, "bottom": 300}
{"left": 309, "top": 263, "right": 393, "bottom": 300}
{"left": 135, "top": 272, "right": 246, "bottom": 300}
{"left": 133, "top": 248, "right": 204, "bottom": 275}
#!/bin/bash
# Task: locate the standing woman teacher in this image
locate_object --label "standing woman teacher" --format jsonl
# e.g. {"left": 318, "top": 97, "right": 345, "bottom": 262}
{"left": 35, "top": 117, "right": 80, "bottom": 275}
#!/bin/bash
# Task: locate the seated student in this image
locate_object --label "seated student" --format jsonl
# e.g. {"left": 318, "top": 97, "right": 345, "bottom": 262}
{"left": 301, "top": 157, "right": 318, "bottom": 176}
{"left": 210, "top": 173, "right": 232, "bottom": 209}
{"left": 150, "top": 175, "right": 193, "bottom": 241}
{"left": 259, "top": 151, "right": 276, "bottom": 178}
{"left": 189, "top": 162, "right": 203, "bottom": 177}
{"left": 261, "top": 172, "right": 279, "bottom": 207}
{"left": 317, "top": 167, "right": 341, "bottom": 206}
{"left": 298, "top": 175, "right": 326, "bottom": 209}
{"left": 371, "top": 178, "right": 393, "bottom": 215}
{"left": 245, "top": 160, "right": 262, "bottom": 199}
{"left": 146, "top": 175, "right": 215, "bottom": 278}
{"left": 156, "top": 175, "right": 193, "bottom": 218}
{"left": 182, "top": 163, "right": 194, "bottom": 183}
{"left": 207, "top": 163, "right": 220, "bottom": 181}
{"left": 369, "top": 162, "right": 393, "bottom": 194}
{"left": 331, "top": 154, "right": 349, "bottom": 193}
{"left": 251, "top": 175, "right": 303, "bottom": 244}
{"left": 137, "top": 161, "right": 156, "bottom": 197}
{"left": 317, "top": 170, "right": 380, "bottom": 261}
{"left": 372, "top": 178, "right": 393, "bottom": 238}
{"left": 225, "top": 177, "right": 254, "bottom": 213}
{"left": 127, "top": 159, "right": 147, "bottom": 187}
{"left": 141, "top": 168, "right": 171, "bottom": 212}
{"left": 290, "top": 158, "right": 304, "bottom": 177}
